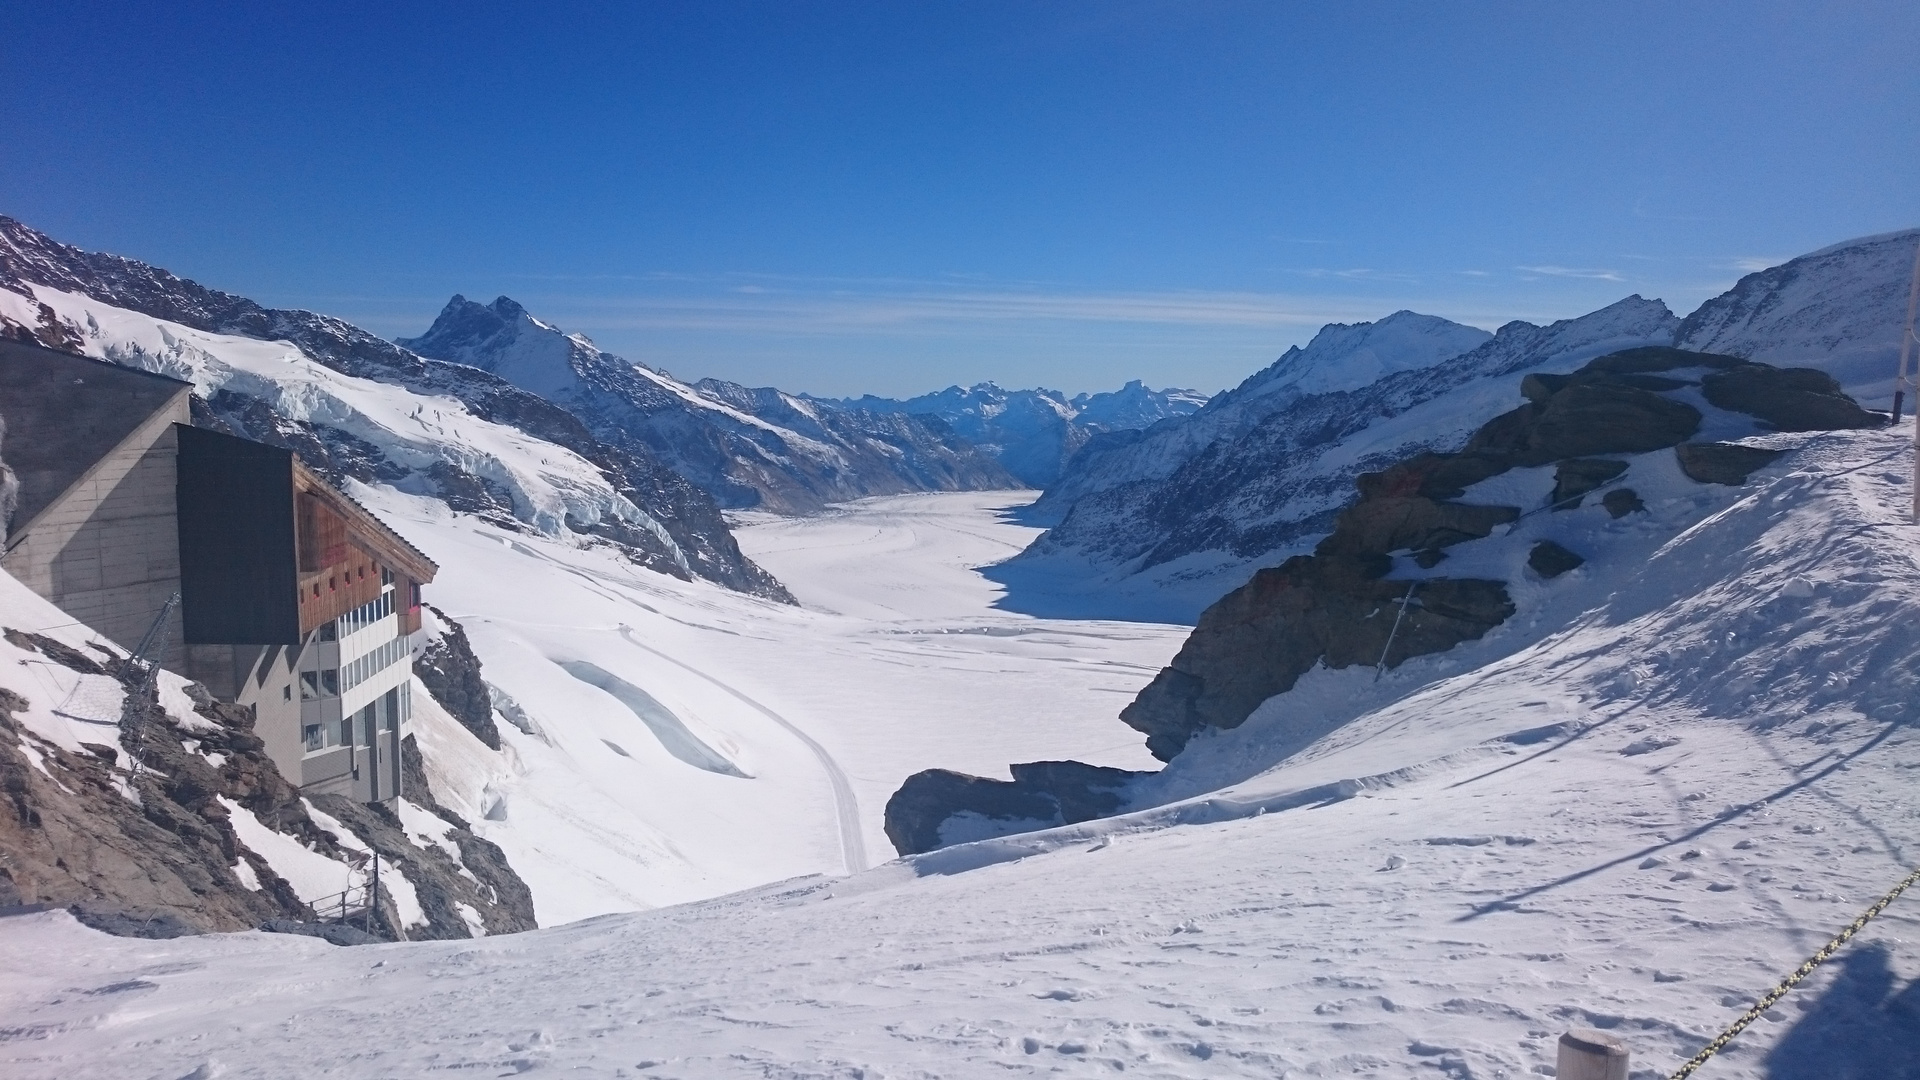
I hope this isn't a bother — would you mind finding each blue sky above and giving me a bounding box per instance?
[4,1,1916,397]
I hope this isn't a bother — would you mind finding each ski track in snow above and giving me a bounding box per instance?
[616,623,870,874]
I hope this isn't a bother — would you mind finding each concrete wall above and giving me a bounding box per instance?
[187,642,304,783]
[0,398,189,668]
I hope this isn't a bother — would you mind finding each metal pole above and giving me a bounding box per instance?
[1902,237,1920,520]
[1374,581,1419,682]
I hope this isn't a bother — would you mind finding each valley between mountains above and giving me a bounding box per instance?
[2,219,1919,1078]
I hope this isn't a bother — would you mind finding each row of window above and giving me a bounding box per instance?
[314,585,396,643]
[302,684,411,753]
[343,635,411,694]
[298,627,412,703]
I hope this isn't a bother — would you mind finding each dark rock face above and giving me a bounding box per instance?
[1552,459,1629,510]
[1701,364,1882,431]
[1676,442,1787,485]
[0,217,789,602]
[1467,378,1701,465]
[414,608,500,750]
[1527,541,1585,578]
[1120,556,1513,760]
[1112,345,1856,763]
[1602,488,1646,518]
[884,761,1148,856]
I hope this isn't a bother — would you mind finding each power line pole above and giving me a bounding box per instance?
[1903,237,1920,521]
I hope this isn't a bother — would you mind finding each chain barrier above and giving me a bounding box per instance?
[1667,862,1920,1079]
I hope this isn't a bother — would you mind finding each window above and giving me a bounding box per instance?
[303,724,323,752]
[382,566,394,587]
[300,672,319,701]
[339,718,354,747]
[282,685,292,702]
[318,622,337,642]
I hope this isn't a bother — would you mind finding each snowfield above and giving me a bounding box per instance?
[356,487,1178,923]
[6,431,1920,1078]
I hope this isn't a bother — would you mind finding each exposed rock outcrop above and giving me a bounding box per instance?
[1602,488,1646,518]
[1115,347,1849,762]
[414,608,500,750]
[1528,541,1585,578]
[1120,558,1514,760]
[1676,442,1788,486]
[884,761,1149,856]
[1699,364,1882,431]
[1,623,535,941]
[0,640,345,935]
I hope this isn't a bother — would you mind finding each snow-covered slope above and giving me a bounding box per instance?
[7,428,1919,1079]
[826,379,1209,488]
[1014,299,1678,617]
[0,217,784,599]
[1020,230,1920,620]
[1032,311,1493,519]
[401,295,1017,514]
[1677,227,1920,408]
[325,486,1178,924]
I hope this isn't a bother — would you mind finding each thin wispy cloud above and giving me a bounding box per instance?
[1515,265,1625,282]
[551,285,1399,336]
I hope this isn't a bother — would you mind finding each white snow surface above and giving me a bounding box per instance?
[347,486,1179,925]
[6,431,1920,1078]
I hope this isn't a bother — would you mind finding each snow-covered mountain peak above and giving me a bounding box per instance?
[1230,309,1493,405]
[398,293,591,402]
[1677,228,1920,406]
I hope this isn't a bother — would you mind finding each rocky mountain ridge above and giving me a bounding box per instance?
[0,216,788,601]
[401,295,1017,514]
[1019,231,1920,617]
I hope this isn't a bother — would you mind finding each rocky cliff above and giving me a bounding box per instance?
[401,295,1018,513]
[0,588,535,940]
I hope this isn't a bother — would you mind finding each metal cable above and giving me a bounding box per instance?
[1667,863,1920,1079]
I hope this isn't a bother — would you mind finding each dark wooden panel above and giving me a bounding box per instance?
[175,425,300,644]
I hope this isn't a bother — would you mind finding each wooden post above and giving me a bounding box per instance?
[1557,1029,1629,1080]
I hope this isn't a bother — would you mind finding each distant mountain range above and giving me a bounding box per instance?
[821,380,1208,488]
[1013,228,1920,618]
[401,296,1019,514]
